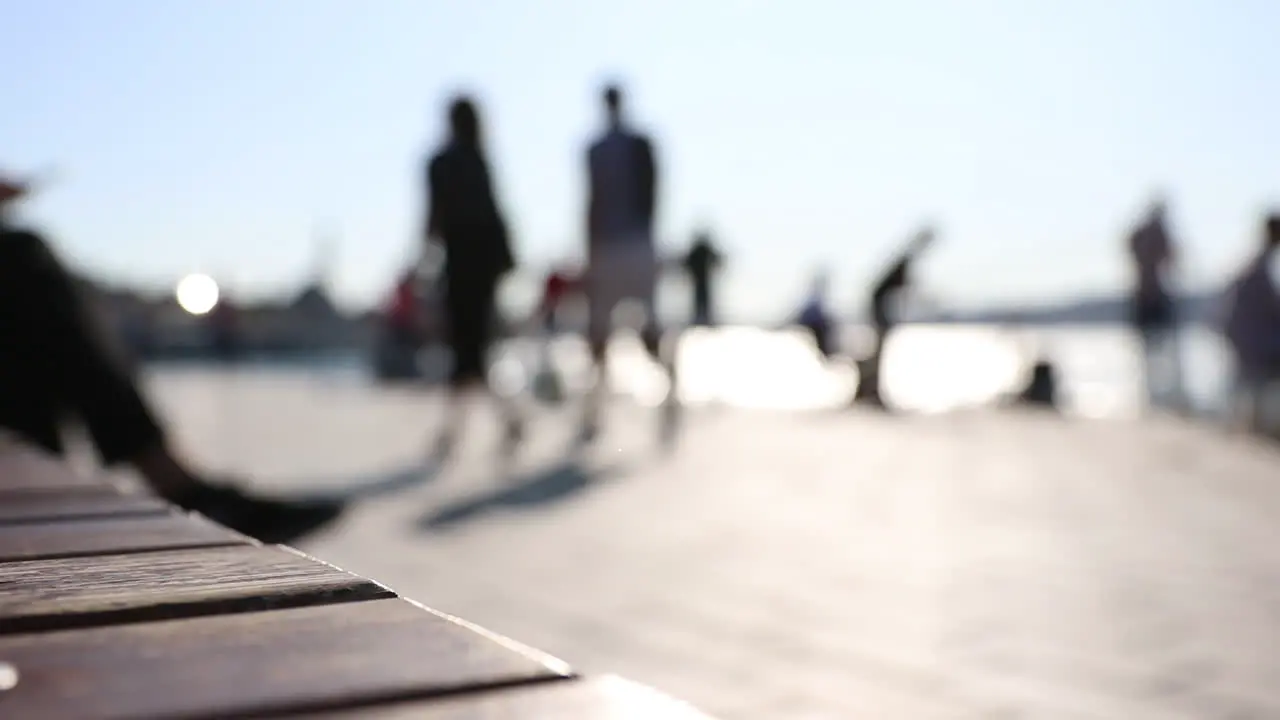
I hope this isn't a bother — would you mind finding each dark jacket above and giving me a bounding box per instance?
[426,141,514,278]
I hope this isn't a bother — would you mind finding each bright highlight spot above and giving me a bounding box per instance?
[175,274,220,315]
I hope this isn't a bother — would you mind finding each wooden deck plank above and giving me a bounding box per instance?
[0,545,393,634]
[0,441,108,492]
[0,598,570,720]
[0,488,168,525]
[302,676,714,718]
[0,512,247,563]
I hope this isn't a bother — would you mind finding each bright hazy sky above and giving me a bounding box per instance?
[3,0,1277,319]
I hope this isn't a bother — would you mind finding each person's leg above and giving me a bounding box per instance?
[858,319,890,406]
[544,306,558,336]
[1137,325,1160,408]
[1135,298,1182,410]
[1231,363,1262,433]
[637,250,663,363]
[635,247,681,443]
[1144,319,1184,411]
[582,253,619,440]
[1130,296,1159,409]
[437,273,520,456]
[1162,319,1190,412]
[692,281,713,328]
[437,274,482,453]
[473,277,523,449]
[0,230,342,543]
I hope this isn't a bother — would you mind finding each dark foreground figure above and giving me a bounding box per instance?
[0,180,343,544]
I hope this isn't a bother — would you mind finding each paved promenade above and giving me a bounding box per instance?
[137,366,1280,719]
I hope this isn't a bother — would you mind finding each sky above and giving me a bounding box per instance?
[2,0,1278,320]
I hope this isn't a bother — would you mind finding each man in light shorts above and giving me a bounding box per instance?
[581,83,671,440]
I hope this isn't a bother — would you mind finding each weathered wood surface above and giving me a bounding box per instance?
[0,545,392,634]
[0,438,109,492]
[0,512,246,563]
[0,439,712,719]
[0,598,570,720]
[303,676,714,719]
[0,488,168,525]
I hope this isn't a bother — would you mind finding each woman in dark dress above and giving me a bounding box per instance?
[425,96,521,453]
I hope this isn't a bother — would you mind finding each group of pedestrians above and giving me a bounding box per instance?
[1125,200,1280,427]
[782,199,1278,419]
[422,83,681,453]
[0,94,1273,560]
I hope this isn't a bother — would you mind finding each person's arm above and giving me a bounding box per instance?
[681,248,696,273]
[585,147,598,250]
[637,137,658,233]
[0,230,168,470]
[905,228,934,258]
[425,157,443,245]
[480,159,516,275]
[1161,232,1177,279]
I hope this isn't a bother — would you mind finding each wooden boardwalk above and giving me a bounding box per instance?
[0,436,713,718]
[135,369,1280,719]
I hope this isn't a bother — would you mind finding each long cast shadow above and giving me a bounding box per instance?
[416,457,627,533]
[289,459,445,502]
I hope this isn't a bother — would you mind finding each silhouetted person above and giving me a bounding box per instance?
[1127,199,1187,410]
[797,271,834,358]
[0,175,342,543]
[683,231,723,327]
[1017,360,1060,408]
[386,268,422,347]
[580,82,673,442]
[374,268,424,381]
[871,228,933,339]
[535,264,580,336]
[1221,213,1280,431]
[523,265,580,408]
[856,228,935,405]
[424,96,521,454]
[208,295,242,363]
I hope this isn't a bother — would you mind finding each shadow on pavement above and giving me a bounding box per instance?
[415,457,627,532]
[290,459,445,502]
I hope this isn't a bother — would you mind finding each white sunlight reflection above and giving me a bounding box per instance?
[627,327,857,411]
[880,326,1025,413]
[499,323,1222,418]
[175,274,219,315]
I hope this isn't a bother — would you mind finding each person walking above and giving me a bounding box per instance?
[423,96,522,455]
[579,83,676,443]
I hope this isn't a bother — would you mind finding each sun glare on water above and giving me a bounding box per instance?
[175,274,220,315]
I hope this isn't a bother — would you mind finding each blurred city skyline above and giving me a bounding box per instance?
[3,0,1278,318]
